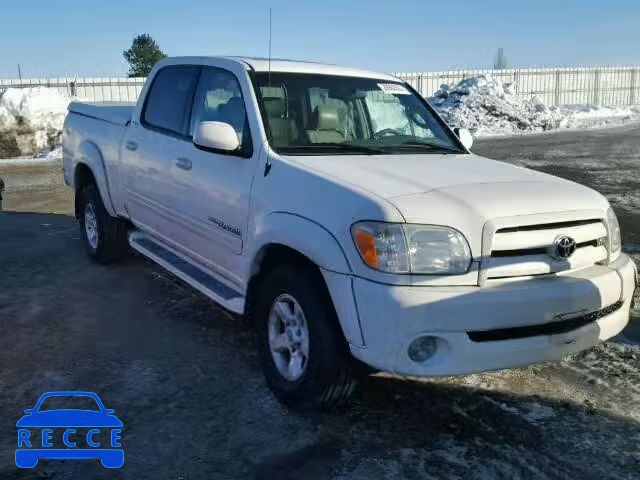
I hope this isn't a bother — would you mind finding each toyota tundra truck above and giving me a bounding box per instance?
[62,56,638,408]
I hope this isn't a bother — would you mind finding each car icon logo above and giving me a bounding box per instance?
[15,391,123,468]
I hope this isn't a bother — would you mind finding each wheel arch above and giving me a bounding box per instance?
[245,213,362,345]
[73,141,116,217]
[247,212,352,277]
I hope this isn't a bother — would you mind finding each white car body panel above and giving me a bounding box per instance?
[68,102,134,126]
[284,153,566,199]
[349,254,636,375]
[62,56,638,377]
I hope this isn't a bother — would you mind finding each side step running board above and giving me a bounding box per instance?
[129,231,244,313]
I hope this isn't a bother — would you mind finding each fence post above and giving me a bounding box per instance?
[554,70,561,106]
[630,69,637,106]
[593,69,601,106]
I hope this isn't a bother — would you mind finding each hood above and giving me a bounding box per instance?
[286,153,567,199]
[392,180,609,223]
[390,180,609,257]
[286,152,609,257]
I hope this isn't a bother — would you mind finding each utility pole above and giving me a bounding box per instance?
[494,48,507,70]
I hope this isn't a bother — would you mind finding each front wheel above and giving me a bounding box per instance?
[254,264,359,409]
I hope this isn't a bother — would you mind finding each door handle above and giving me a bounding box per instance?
[175,157,192,171]
[125,141,138,151]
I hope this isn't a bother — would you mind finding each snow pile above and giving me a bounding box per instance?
[557,104,640,130]
[429,75,640,137]
[0,87,70,157]
[0,87,69,131]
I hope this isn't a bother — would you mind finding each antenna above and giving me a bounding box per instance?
[268,8,272,86]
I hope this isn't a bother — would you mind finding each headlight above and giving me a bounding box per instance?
[607,207,622,261]
[351,221,471,274]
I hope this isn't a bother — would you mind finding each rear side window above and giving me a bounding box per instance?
[142,66,199,136]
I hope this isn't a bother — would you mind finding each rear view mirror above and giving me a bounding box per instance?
[193,121,240,153]
[454,127,474,150]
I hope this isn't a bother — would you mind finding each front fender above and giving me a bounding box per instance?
[75,141,116,217]
[248,212,365,345]
[250,212,353,275]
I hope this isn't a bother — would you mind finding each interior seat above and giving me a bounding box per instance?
[263,97,298,147]
[305,106,344,143]
[218,97,246,138]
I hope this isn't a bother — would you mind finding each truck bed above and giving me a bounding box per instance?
[68,102,135,126]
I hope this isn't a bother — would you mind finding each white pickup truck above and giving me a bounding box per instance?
[63,56,637,408]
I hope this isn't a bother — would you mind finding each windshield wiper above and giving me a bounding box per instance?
[280,143,387,155]
[396,140,462,153]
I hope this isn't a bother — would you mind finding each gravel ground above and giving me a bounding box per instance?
[0,127,639,479]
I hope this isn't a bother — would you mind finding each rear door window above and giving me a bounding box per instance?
[142,66,199,136]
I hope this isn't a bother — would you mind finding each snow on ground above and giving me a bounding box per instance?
[429,75,640,137]
[34,144,63,161]
[0,87,70,158]
[0,146,63,165]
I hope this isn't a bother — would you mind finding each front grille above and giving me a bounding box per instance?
[490,239,600,258]
[467,300,624,342]
[485,218,608,280]
[496,219,599,233]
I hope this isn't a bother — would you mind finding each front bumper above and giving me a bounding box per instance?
[344,254,637,376]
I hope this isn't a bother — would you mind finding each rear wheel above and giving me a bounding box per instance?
[254,263,358,409]
[78,185,129,263]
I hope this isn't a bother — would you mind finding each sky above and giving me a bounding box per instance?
[1,0,640,78]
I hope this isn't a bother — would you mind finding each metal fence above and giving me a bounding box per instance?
[1,66,640,107]
[396,66,640,107]
[0,77,146,102]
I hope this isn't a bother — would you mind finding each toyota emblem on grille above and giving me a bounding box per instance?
[551,235,577,260]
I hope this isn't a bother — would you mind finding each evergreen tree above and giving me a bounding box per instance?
[123,34,167,77]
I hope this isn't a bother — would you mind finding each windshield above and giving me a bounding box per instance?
[253,72,464,155]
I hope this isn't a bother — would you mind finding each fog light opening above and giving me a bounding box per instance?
[408,336,439,363]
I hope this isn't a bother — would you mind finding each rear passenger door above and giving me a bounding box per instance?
[121,65,199,243]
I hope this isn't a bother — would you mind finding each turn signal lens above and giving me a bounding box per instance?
[351,222,410,273]
[353,228,378,268]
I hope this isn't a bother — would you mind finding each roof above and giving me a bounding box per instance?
[233,56,398,81]
[159,56,398,81]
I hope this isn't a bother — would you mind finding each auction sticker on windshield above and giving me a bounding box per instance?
[378,83,411,95]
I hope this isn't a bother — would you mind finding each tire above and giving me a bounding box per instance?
[78,184,129,264]
[254,263,358,409]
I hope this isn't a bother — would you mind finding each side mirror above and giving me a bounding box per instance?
[454,127,474,150]
[105,409,115,414]
[24,409,34,414]
[193,121,240,153]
